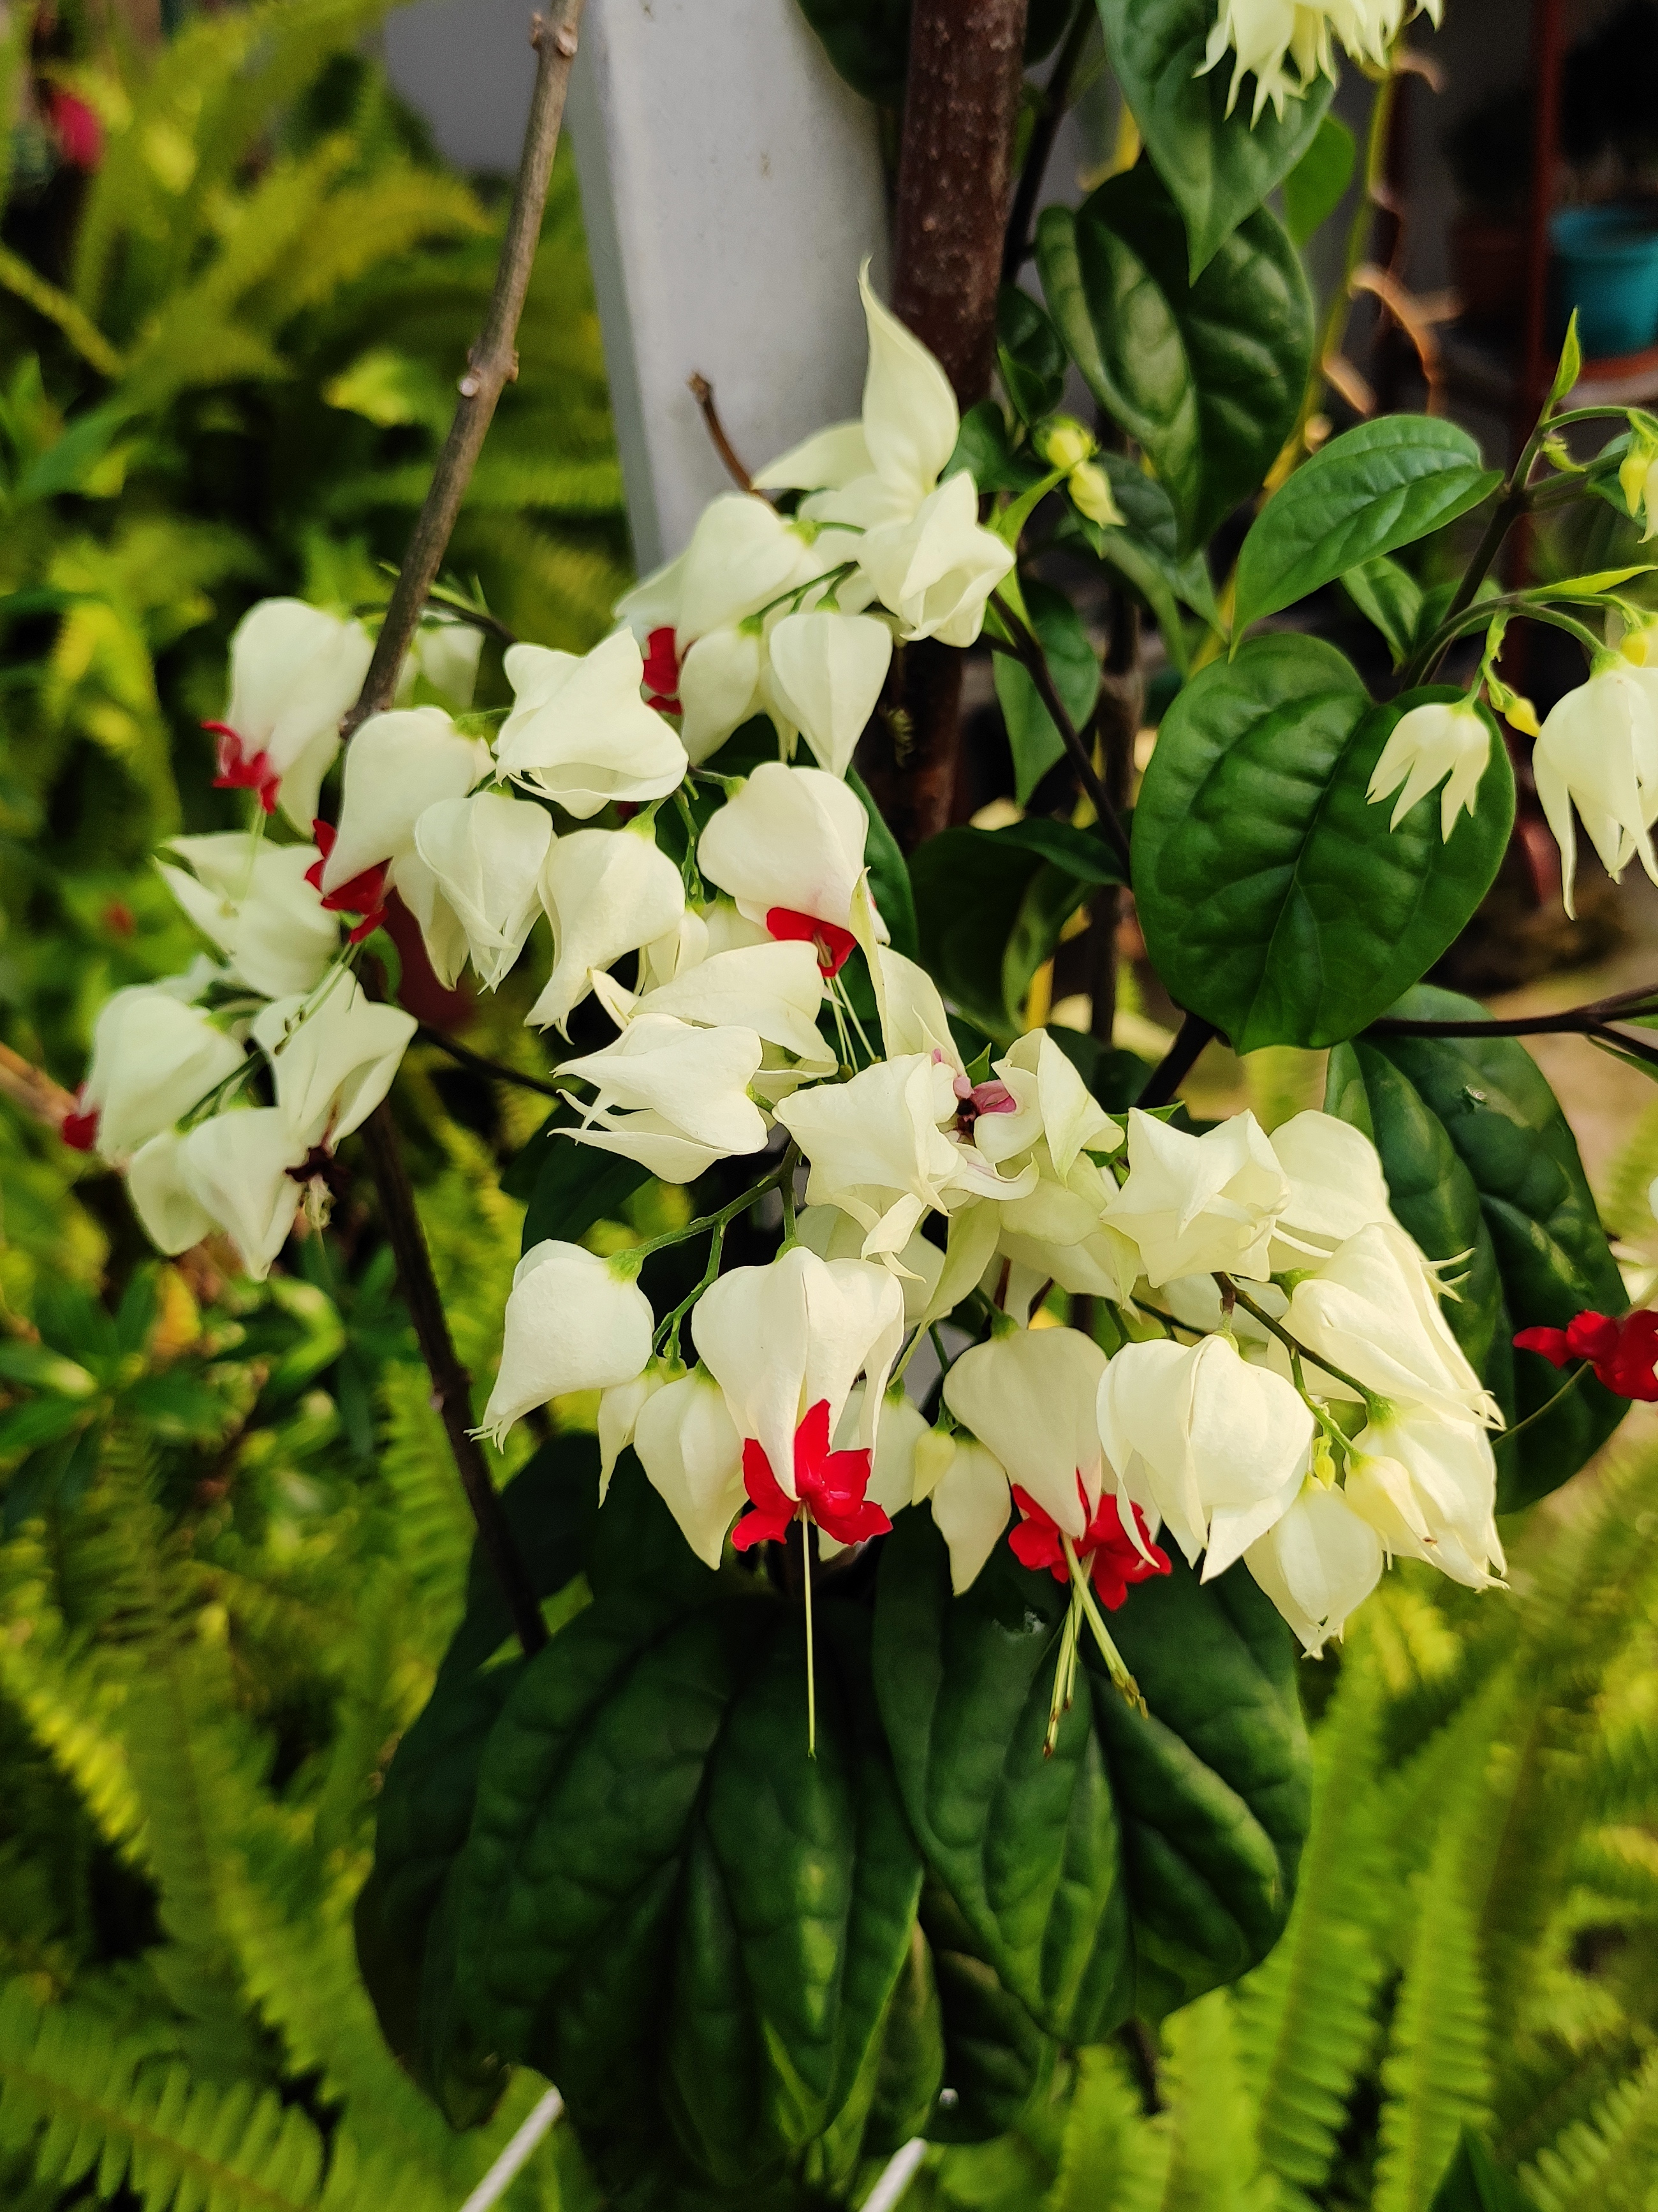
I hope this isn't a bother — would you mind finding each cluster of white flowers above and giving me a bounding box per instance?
[77,260,1502,1685]
[1201,0,1442,122]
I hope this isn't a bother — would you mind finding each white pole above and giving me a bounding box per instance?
[457,2086,565,2212]
[862,2137,929,2212]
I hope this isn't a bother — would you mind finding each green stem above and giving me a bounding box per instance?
[802,1521,818,1759]
[1493,1356,1594,1447]
[1221,1277,1379,1412]
[632,1149,793,1266]
[1062,1535,1145,1715]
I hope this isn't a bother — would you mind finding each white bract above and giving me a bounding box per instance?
[406,788,552,991]
[131,1108,308,1281]
[858,471,1016,648]
[632,1366,746,1568]
[480,1241,657,1449]
[1367,696,1492,841]
[605,939,835,1097]
[558,1014,768,1183]
[1284,1221,1502,1426]
[766,610,893,777]
[693,1246,904,1521]
[79,985,244,1163]
[251,979,416,1149]
[698,760,872,941]
[211,598,373,830]
[1097,1333,1313,1577]
[528,826,687,1033]
[598,1357,681,1501]
[1532,659,1658,918]
[1101,1109,1289,1287]
[1201,0,1441,123]
[1345,1409,1504,1589]
[679,624,765,764]
[943,1323,1108,1537]
[158,833,339,1001]
[319,707,491,899]
[1244,1478,1386,1657]
[925,1433,1013,1595]
[1268,1110,1395,1267]
[495,629,687,817]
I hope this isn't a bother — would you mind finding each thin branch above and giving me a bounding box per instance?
[1001,0,1094,284]
[989,591,1133,871]
[1136,1014,1217,1109]
[420,1025,564,1099]
[1367,981,1658,1042]
[342,4,586,739]
[346,4,586,1656]
[362,1101,548,1656]
[687,374,755,492]
[0,1040,77,1132]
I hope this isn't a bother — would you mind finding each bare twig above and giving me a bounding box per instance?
[989,591,1133,871]
[687,374,755,492]
[346,4,587,1656]
[1366,981,1658,1042]
[420,1026,564,1099]
[1136,1014,1218,1110]
[0,1041,77,1132]
[342,4,586,739]
[363,1102,548,1656]
[1002,0,1093,284]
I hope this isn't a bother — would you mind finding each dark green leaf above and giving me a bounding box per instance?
[1353,986,1629,1510]
[1282,112,1356,245]
[1038,172,1312,549]
[793,0,909,105]
[1326,1042,1503,1380]
[950,399,1048,496]
[1054,454,1222,660]
[921,1886,1056,2144]
[444,1428,603,1679]
[1428,2129,1543,2212]
[1131,640,1515,1051]
[519,1126,652,1258]
[1233,417,1501,635]
[120,1369,230,1441]
[912,823,1124,1045]
[874,1514,1308,2042]
[997,287,1069,426]
[992,580,1101,804]
[851,763,919,961]
[1095,0,1334,276]
[862,1927,946,2157]
[1341,553,1426,668]
[0,1396,93,1455]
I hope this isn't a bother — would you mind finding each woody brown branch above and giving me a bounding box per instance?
[859,0,1031,856]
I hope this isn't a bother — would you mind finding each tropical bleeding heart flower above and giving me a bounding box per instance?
[1367,695,1493,842]
[1101,1108,1289,1288]
[942,1322,1108,1537]
[632,1366,747,1566]
[1532,659,1658,919]
[1286,1221,1502,1426]
[75,984,244,1163]
[528,825,686,1034]
[319,707,491,903]
[731,1397,890,1551]
[555,1013,768,1183]
[857,471,1015,649]
[305,821,388,942]
[765,610,893,777]
[1515,1309,1658,1400]
[698,760,874,954]
[495,629,687,816]
[205,599,372,830]
[1345,1410,1504,1589]
[406,787,553,991]
[1244,1478,1385,1658]
[1008,1478,1171,1611]
[158,833,339,1000]
[250,978,416,1151]
[480,1240,657,1449]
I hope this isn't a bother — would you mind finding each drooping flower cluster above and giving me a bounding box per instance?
[75,262,1505,1691]
[1201,0,1443,122]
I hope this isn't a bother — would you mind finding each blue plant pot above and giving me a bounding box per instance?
[1552,205,1658,360]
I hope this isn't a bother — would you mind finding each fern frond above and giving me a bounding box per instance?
[1584,1716,1658,1827]
[377,1362,477,1660]
[1235,1658,1391,2191]
[1372,1809,1492,2212]
[1597,1095,1658,1242]
[1159,1993,1277,2212]
[1519,2047,1658,2212]
[258,170,488,323]
[1045,2046,1170,2212]
[0,243,123,377]
[0,1978,323,2211]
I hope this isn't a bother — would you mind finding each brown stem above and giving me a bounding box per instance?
[861,0,1030,855]
[1089,596,1141,1044]
[363,1101,548,1655]
[990,592,1132,869]
[688,374,755,492]
[342,4,586,738]
[346,6,585,1653]
[1138,1014,1217,1109]
[1366,980,1658,1041]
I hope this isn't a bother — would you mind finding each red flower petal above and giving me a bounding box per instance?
[60,1098,99,1152]
[766,907,858,978]
[205,723,279,813]
[1566,1311,1622,1364]
[643,627,682,702]
[1514,1325,1573,1369]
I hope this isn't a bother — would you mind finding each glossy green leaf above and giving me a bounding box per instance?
[1131,638,1515,1052]
[851,763,920,961]
[921,1887,1057,2144]
[874,1514,1309,2043]
[1282,112,1356,245]
[862,1926,946,2158]
[1351,986,1629,1510]
[1342,553,1426,668]
[1055,452,1223,660]
[1038,172,1312,549]
[1233,417,1500,635]
[517,1125,650,1257]
[912,822,1125,1044]
[992,579,1101,804]
[423,1465,921,2188]
[793,0,909,104]
[1326,1042,1503,1378]
[951,399,1048,497]
[1095,0,1335,276]
[997,286,1068,427]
